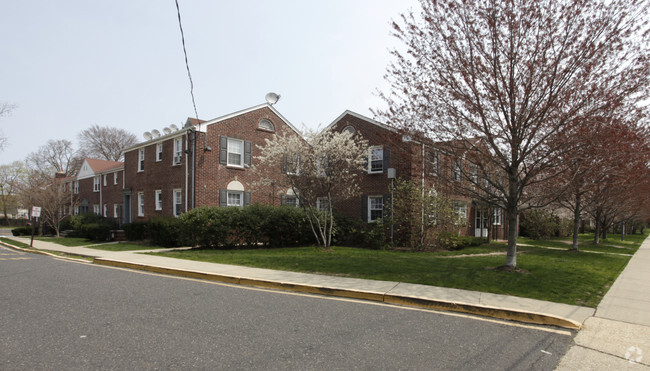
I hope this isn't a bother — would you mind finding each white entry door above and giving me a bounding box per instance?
[475,208,488,237]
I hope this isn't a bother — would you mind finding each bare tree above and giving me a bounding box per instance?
[376,0,650,268]
[0,102,17,152]
[256,130,368,250]
[26,139,82,177]
[0,161,26,223]
[77,125,138,161]
[17,170,75,237]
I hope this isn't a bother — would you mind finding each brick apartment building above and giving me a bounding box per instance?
[62,103,506,239]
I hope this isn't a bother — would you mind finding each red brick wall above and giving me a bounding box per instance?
[193,106,297,208]
[124,135,187,221]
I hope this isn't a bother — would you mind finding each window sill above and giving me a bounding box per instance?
[367,171,383,175]
[226,165,245,171]
[256,128,275,134]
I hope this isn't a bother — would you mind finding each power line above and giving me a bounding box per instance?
[174,0,199,121]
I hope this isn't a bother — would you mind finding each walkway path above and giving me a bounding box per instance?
[556,235,650,369]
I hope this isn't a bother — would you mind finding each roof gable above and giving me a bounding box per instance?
[77,158,123,180]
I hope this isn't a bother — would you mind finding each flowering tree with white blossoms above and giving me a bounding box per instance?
[256,130,368,250]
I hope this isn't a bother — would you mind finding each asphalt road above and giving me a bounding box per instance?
[0,246,574,370]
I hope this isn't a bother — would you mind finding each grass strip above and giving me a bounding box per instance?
[150,244,631,307]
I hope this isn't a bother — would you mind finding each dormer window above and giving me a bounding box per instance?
[258,119,274,132]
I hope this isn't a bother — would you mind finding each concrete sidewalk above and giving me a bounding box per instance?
[0,234,595,330]
[556,236,650,370]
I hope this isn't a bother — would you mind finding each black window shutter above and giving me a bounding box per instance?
[361,195,368,222]
[244,141,252,167]
[244,191,251,206]
[383,146,391,173]
[219,136,228,165]
[219,189,227,207]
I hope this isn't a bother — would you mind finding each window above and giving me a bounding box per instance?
[452,161,462,181]
[138,149,145,171]
[74,181,79,194]
[282,195,299,207]
[227,191,242,207]
[452,201,467,222]
[369,146,383,173]
[155,190,162,211]
[283,153,300,175]
[74,206,79,215]
[113,204,119,218]
[469,163,478,183]
[493,209,502,225]
[343,125,356,135]
[368,196,384,222]
[220,136,251,168]
[173,137,183,165]
[258,119,274,131]
[174,189,182,216]
[156,143,163,162]
[316,156,328,177]
[93,205,100,215]
[316,197,329,211]
[114,172,118,185]
[103,175,107,187]
[428,151,440,175]
[103,204,107,217]
[138,192,144,216]
[227,138,243,167]
[93,176,100,192]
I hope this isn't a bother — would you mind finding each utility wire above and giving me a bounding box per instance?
[174,0,199,121]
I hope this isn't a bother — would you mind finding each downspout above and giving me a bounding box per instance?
[185,132,189,213]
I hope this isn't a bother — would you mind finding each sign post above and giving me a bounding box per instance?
[30,206,41,248]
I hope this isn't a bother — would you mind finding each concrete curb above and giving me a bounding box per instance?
[94,258,582,330]
[0,241,94,263]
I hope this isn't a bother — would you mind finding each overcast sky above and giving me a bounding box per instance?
[0,0,419,165]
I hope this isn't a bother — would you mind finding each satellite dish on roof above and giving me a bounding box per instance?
[151,129,161,138]
[169,124,179,131]
[265,92,281,105]
[143,131,153,140]
[163,127,172,135]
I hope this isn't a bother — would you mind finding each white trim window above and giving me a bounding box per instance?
[258,118,274,131]
[155,190,162,211]
[93,204,100,215]
[138,149,145,172]
[227,191,243,207]
[174,189,182,216]
[103,204,107,217]
[113,172,118,185]
[368,196,384,222]
[227,138,244,167]
[452,201,468,223]
[93,176,100,192]
[156,143,163,162]
[137,192,144,217]
[103,175,107,187]
[113,203,119,218]
[173,137,183,165]
[74,181,79,194]
[369,146,383,173]
[493,209,502,225]
[316,197,329,211]
[283,195,299,207]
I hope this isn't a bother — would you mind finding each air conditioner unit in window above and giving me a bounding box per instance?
[174,155,182,164]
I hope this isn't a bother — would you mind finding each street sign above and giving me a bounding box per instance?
[31,206,41,218]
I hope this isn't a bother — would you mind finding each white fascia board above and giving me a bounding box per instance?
[123,131,191,154]
[202,103,302,137]
[323,110,400,134]
[76,159,96,180]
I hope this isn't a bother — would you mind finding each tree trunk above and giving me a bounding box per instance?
[571,192,580,251]
[594,208,601,245]
[506,204,518,268]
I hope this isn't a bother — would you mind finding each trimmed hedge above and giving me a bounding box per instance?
[11,226,33,236]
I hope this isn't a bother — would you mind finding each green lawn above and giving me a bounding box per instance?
[518,232,644,255]
[0,237,30,248]
[35,237,92,247]
[150,240,637,307]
